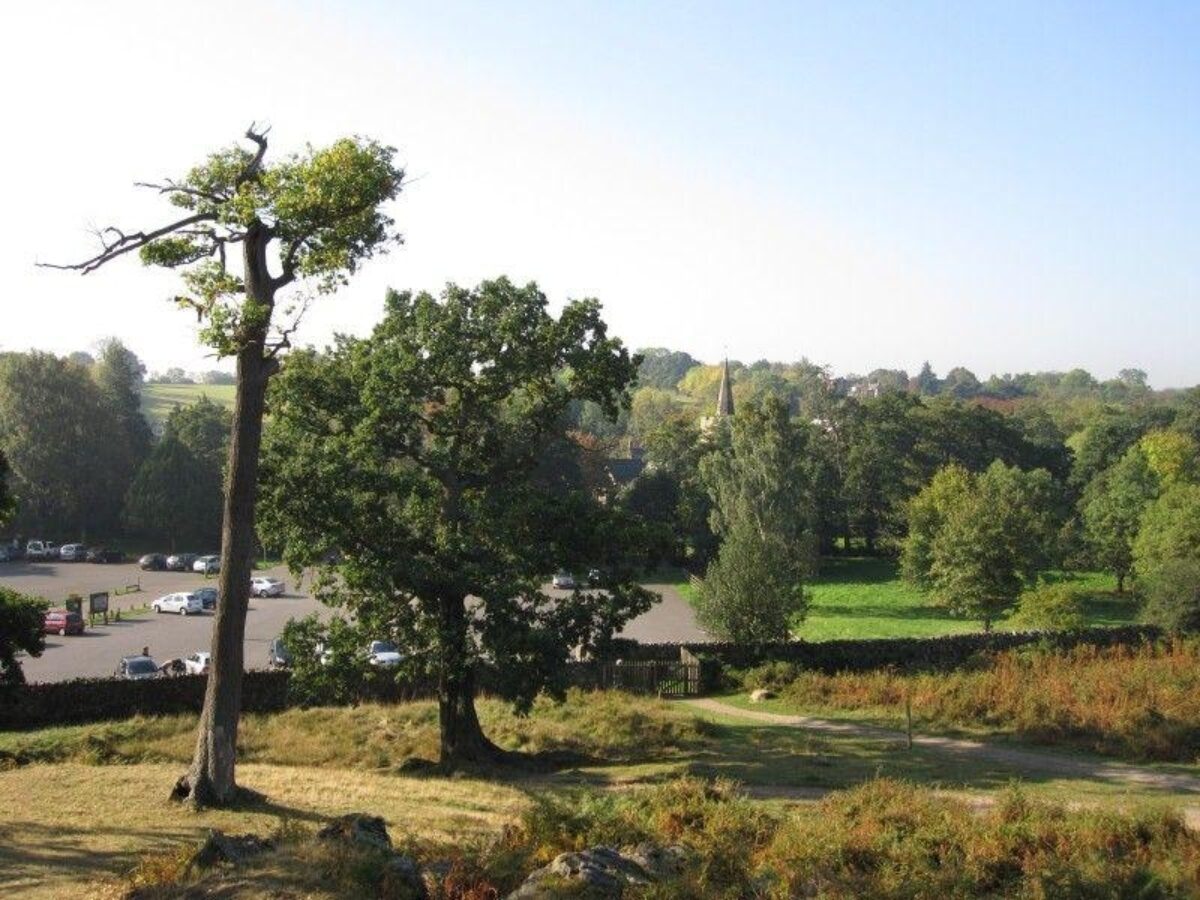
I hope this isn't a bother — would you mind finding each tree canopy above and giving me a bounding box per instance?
[260,278,655,766]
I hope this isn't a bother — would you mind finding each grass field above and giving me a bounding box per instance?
[140,383,236,427]
[677,556,1138,640]
[2,692,1199,897]
[800,557,1135,640]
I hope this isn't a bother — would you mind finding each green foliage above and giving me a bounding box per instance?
[696,397,816,642]
[904,461,1060,628]
[1080,444,1158,590]
[1133,482,1200,576]
[1141,559,1200,633]
[900,464,972,587]
[0,449,13,527]
[1011,583,1088,631]
[0,588,47,689]
[92,337,152,472]
[0,351,132,537]
[1139,429,1200,487]
[260,278,654,746]
[635,347,700,390]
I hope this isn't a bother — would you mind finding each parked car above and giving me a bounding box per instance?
[193,587,219,610]
[0,546,13,563]
[193,554,220,574]
[152,591,203,615]
[166,553,198,572]
[267,637,292,669]
[586,568,603,587]
[116,655,159,680]
[184,652,212,675]
[250,576,285,597]
[139,553,167,571]
[551,571,576,590]
[42,609,84,636]
[87,547,125,564]
[26,541,58,561]
[366,640,403,667]
[59,543,88,562]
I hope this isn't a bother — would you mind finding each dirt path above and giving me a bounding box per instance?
[686,698,1200,797]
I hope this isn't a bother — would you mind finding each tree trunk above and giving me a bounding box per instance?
[436,594,503,767]
[1117,572,1126,594]
[174,226,274,807]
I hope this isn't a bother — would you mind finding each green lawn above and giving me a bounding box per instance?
[798,557,1137,640]
[140,382,235,427]
[675,556,1139,641]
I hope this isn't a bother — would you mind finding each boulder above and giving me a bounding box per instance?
[383,853,428,899]
[191,829,274,868]
[507,844,688,898]
[317,813,393,853]
[749,688,776,702]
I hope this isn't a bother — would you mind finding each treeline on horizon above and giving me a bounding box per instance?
[1,341,1198,577]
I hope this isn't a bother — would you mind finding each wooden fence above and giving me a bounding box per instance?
[569,659,701,697]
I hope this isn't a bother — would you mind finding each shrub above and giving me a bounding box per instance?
[1010,583,1087,631]
[1142,559,1200,633]
[738,639,1200,762]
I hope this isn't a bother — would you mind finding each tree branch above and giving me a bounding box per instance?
[236,123,270,187]
[37,212,216,274]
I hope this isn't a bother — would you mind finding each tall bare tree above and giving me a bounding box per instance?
[43,126,404,805]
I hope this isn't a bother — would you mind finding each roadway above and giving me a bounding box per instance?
[2,560,708,682]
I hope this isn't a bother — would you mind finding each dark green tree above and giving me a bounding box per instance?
[1141,559,1200,633]
[1080,446,1158,592]
[0,588,46,691]
[93,337,153,467]
[696,397,817,642]
[46,127,404,806]
[636,347,700,390]
[906,461,1059,630]
[259,279,654,767]
[0,352,127,538]
[0,449,13,528]
[912,361,940,396]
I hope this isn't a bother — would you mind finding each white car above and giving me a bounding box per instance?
[152,591,203,615]
[551,571,576,590]
[250,577,285,597]
[193,555,220,573]
[367,640,403,667]
[59,543,87,561]
[184,651,211,675]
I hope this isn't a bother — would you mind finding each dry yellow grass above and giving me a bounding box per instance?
[0,763,527,899]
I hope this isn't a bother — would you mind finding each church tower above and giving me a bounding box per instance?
[715,357,734,418]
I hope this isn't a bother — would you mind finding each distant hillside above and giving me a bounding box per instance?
[141,383,236,428]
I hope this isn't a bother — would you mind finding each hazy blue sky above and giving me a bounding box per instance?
[3,1,1197,384]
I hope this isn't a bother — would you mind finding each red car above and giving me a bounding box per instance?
[43,610,84,636]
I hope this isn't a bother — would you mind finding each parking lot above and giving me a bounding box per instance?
[1,560,707,682]
[1,560,325,682]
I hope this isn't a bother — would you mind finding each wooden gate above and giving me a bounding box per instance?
[570,660,701,697]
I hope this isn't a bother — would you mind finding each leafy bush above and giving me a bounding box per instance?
[1010,583,1088,631]
[0,587,46,689]
[739,639,1200,761]
[1142,558,1200,633]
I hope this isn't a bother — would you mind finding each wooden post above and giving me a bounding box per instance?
[905,695,913,750]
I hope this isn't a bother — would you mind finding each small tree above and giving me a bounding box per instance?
[259,279,655,767]
[907,461,1058,630]
[1080,446,1158,592]
[1133,483,1200,577]
[0,588,46,691]
[1010,583,1087,631]
[45,127,404,806]
[1141,559,1200,633]
[696,397,816,642]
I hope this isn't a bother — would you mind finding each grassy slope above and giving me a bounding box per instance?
[3,691,1198,896]
[140,383,236,428]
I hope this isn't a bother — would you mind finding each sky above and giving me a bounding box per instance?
[1,1,1197,385]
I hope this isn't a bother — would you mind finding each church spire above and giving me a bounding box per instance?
[716,358,734,417]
